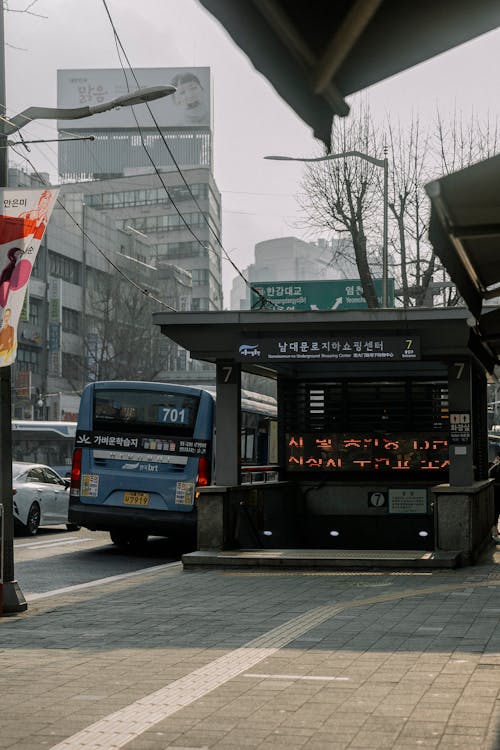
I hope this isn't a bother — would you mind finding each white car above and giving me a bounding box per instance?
[12,462,79,536]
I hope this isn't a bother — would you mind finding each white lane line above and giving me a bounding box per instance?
[49,602,344,750]
[244,673,350,681]
[15,537,93,550]
[26,562,181,601]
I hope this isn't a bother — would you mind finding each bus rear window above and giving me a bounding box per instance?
[93,389,200,435]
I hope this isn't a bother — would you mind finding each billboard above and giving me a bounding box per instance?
[251,278,395,310]
[57,67,211,129]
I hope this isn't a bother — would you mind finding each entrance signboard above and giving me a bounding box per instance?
[237,335,420,362]
[251,278,395,310]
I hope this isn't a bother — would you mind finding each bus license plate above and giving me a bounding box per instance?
[123,491,149,506]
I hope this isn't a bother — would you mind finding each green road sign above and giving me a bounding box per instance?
[251,278,395,310]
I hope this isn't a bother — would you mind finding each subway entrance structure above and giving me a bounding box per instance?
[153,307,495,569]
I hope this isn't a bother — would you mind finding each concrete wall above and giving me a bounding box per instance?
[197,479,495,566]
[432,480,494,565]
[197,482,300,550]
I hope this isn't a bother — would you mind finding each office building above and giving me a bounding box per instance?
[230,236,344,310]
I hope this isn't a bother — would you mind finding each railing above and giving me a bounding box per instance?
[241,465,280,484]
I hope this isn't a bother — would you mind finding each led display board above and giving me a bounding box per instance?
[286,432,449,472]
[57,67,211,129]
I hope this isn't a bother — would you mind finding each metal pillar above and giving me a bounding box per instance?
[0,4,26,613]
[448,359,475,486]
[215,361,241,486]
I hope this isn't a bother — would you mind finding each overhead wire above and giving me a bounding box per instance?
[100,0,275,310]
[3,6,274,311]
[10,145,178,311]
[1,105,180,310]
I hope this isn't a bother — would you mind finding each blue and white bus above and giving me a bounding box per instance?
[68,381,277,548]
[12,420,77,476]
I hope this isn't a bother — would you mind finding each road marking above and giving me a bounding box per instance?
[15,537,93,550]
[48,602,346,750]
[45,576,500,750]
[26,562,181,601]
[244,673,350,681]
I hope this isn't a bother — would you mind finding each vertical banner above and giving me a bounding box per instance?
[48,276,62,377]
[0,188,59,367]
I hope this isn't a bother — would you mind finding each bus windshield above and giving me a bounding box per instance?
[93,388,200,436]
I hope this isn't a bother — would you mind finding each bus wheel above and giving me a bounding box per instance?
[110,531,148,549]
[24,502,41,536]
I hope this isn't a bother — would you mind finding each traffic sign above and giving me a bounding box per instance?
[251,278,394,310]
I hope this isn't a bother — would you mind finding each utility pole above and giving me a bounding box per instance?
[0,38,174,613]
[0,3,27,613]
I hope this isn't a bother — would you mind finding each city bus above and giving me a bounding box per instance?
[68,381,277,548]
[12,420,77,476]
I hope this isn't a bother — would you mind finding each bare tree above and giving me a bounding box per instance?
[385,116,436,307]
[300,104,499,308]
[64,270,165,391]
[299,105,383,308]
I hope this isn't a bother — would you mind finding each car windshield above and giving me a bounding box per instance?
[12,463,29,479]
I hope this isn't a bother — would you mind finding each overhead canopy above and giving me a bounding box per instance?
[199,0,500,148]
[426,154,500,363]
[153,307,498,379]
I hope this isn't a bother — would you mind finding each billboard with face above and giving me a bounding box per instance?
[57,67,211,129]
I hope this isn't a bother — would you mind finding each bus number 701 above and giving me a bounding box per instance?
[160,407,186,424]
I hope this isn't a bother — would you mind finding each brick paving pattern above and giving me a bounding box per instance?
[1,549,500,749]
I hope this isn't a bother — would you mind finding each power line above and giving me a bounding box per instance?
[10,145,177,312]
[100,0,274,310]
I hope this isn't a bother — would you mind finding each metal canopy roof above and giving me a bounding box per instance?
[425,154,500,363]
[153,307,496,379]
[199,0,500,148]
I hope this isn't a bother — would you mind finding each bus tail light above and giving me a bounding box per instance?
[70,448,82,496]
[196,457,211,487]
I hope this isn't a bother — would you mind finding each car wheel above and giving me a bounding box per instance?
[110,531,148,549]
[24,502,41,536]
[66,523,81,532]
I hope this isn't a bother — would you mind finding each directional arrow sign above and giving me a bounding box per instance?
[251,279,394,311]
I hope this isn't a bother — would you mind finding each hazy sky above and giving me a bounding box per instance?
[5,1,500,303]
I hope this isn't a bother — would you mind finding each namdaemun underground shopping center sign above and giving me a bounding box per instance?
[236,335,420,362]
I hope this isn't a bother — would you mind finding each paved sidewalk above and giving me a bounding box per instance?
[2,546,500,750]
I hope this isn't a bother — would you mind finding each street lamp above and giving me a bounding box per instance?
[0,17,175,613]
[0,85,176,137]
[265,150,389,307]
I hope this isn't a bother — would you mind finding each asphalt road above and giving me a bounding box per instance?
[13,527,181,597]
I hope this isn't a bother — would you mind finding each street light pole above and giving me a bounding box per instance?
[265,150,389,307]
[0,1,23,614]
[0,31,175,611]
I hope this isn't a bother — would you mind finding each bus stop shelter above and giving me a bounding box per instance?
[154,307,496,569]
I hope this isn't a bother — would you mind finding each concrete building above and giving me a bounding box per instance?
[61,167,222,313]
[56,67,222,315]
[230,236,347,310]
[9,67,224,416]
[9,168,198,420]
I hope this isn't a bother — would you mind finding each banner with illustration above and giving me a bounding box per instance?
[0,188,59,367]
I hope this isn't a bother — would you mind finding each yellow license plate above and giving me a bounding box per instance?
[123,491,149,506]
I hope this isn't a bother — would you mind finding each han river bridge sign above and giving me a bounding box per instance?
[251,278,395,310]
